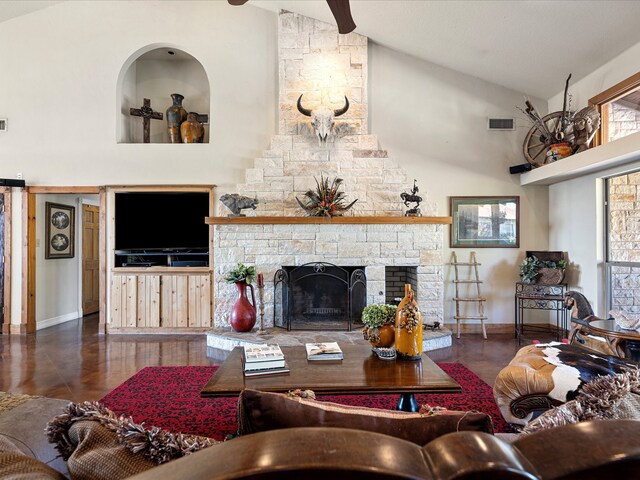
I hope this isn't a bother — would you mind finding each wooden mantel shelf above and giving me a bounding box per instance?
[206,215,452,225]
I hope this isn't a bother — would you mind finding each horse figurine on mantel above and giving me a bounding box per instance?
[400,179,422,217]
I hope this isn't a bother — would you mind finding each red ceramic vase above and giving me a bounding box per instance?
[230,281,256,332]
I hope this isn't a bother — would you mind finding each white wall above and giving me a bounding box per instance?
[1,1,553,329]
[547,40,640,316]
[0,1,277,328]
[0,1,277,187]
[369,44,550,325]
[548,41,640,111]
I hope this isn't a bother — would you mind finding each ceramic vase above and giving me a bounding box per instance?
[363,324,395,348]
[180,112,205,143]
[166,93,187,144]
[395,284,423,360]
[230,281,256,332]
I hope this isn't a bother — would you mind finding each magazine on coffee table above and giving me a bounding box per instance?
[305,342,343,361]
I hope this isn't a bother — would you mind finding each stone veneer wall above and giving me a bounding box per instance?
[213,12,444,328]
[214,224,443,327]
[608,101,640,143]
[608,172,640,311]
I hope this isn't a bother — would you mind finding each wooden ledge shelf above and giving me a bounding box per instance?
[206,216,452,225]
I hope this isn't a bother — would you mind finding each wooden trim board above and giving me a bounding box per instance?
[206,215,452,225]
[99,188,107,333]
[22,191,36,333]
[1,188,11,334]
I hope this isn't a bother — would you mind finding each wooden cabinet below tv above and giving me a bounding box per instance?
[109,272,212,333]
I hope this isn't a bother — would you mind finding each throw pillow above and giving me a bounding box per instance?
[46,401,219,480]
[237,388,494,445]
[522,369,640,434]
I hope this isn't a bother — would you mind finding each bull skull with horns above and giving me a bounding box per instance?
[297,94,350,145]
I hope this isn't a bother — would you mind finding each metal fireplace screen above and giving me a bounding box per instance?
[273,262,366,331]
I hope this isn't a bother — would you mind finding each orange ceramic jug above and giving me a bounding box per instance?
[395,284,423,360]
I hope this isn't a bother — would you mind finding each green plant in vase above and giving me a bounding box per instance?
[225,263,256,285]
[361,304,397,348]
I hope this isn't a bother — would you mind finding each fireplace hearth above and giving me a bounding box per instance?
[274,263,366,331]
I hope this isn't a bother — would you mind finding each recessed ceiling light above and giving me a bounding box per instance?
[167,50,175,56]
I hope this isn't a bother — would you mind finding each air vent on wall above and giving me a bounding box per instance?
[487,118,515,130]
[0,119,6,132]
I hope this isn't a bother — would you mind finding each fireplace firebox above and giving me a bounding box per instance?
[273,263,366,331]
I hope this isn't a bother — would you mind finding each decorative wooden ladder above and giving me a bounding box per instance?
[451,251,487,339]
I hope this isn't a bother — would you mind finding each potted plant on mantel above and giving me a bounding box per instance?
[362,304,397,348]
[225,263,257,332]
[519,255,567,284]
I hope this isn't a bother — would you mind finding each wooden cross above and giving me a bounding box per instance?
[129,98,163,143]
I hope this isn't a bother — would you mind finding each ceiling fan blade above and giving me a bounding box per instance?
[228,0,249,5]
[326,0,356,34]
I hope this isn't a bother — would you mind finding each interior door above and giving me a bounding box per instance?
[0,192,4,327]
[82,204,100,315]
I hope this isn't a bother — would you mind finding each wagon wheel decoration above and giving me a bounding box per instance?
[523,111,575,167]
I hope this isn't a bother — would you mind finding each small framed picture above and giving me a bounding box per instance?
[450,196,519,248]
[45,202,75,259]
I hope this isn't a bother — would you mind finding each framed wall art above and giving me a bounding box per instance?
[45,202,75,259]
[450,196,519,248]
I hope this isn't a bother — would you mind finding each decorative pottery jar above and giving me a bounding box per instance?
[180,112,205,143]
[363,324,395,348]
[395,284,423,360]
[230,281,256,332]
[547,142,573,162]
[166,93,187,143]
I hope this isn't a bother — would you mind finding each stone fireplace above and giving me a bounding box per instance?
[212,12,445,331]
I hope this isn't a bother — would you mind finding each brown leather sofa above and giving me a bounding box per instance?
[1,393,640,479]
[129,421,640,480]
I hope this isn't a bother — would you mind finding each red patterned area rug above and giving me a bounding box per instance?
[100,364,512,440]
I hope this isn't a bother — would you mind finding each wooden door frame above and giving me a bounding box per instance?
[81,203,100,316]
[1,187,11,334]
[22,186,107,334]
[589,71,640,147]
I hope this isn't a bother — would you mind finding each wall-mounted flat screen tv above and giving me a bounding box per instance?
[115,192,209,252]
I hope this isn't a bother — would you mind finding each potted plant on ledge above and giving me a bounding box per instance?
[362,304,397,348]
[225,263,257,332]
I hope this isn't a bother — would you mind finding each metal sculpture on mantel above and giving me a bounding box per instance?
[401,179,422,217]
[220,194,259,217]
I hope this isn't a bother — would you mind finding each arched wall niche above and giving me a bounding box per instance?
[117,44,211,144]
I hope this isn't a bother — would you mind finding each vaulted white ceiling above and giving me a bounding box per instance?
[3,0,640,100]
[249,0,640,99]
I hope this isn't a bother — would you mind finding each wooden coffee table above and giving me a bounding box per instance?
[200,344,461,412]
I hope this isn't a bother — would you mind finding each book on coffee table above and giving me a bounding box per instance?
[305,342,343,361]
[243,363,290,377]
[243,344,286,371]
